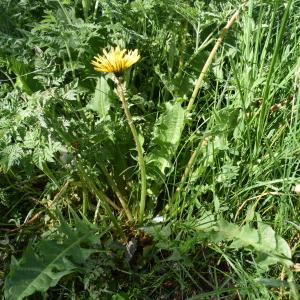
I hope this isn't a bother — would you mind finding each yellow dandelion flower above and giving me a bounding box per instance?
[91,46,140,74]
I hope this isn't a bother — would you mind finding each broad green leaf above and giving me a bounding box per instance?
[146,101,185,197]
[255,223,292,269]
[256,278,294,289]
[208,219,293,269]
[112,293,129,300]
[229,223,260,248]
[87,76,112,118]
[9,59,43,95]
[195,210,215,231]
[210,219,240,242]
[4,209,102,300]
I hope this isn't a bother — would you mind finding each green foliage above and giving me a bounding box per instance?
[146,214,293,271]
[1,0,300,298]
[4,209,102,300]
[146,101,185,198]
[87,76,114,119]
[210,219,293,270]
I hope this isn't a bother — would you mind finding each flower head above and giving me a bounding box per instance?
[91,46,140,74]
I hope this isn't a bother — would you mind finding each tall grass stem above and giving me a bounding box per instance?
[255,0,293,155]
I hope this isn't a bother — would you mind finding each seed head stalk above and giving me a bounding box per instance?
[172,5,244,207]
[113,76,147,223]
[186,7,242,113]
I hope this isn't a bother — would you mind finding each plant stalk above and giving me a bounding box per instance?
[98,162,133,222]
[186,7,242,113]
[114,76,147,223]
[172,6,243,204]
[255,0,293,155]
[76,159,122,233]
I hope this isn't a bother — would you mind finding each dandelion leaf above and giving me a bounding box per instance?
[87,76,112,118]
[207,219,293,269]
[146,101,185,198]
[4,209,100,300]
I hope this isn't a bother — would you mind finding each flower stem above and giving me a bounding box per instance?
[114,76,147,223]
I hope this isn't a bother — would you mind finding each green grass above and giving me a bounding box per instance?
[1,0,300,299]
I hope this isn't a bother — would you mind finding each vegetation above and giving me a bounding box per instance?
[1,0,299,299]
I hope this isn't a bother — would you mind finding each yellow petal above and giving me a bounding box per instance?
[91,46,140,73]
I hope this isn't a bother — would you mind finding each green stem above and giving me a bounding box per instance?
[186,7,242,112]
[255,0,293,155]
[82,0,89,21]
[82,187,89,216]
[93,0,99,20]
[0,69,14,87]
[174,21,188,83]
[171,6,244,210]
[76,159,122,233]
[41,162,59,188]
[114,76,147,223]
[98,162,133,222]
[56,0,72,25]
[172,146,201,205]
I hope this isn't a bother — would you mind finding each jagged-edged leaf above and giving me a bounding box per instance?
[87,76,112,118]
[0,144,24,171]
[32,139,65,170]
[146,101,185,197]
[254,222,292,269]
[209,219,293,269]
[4,209,103,300]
